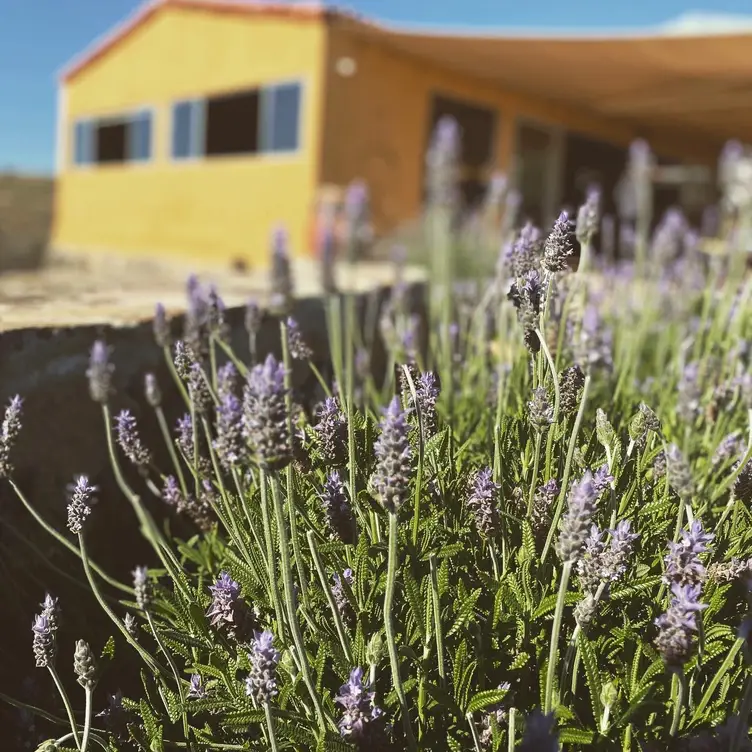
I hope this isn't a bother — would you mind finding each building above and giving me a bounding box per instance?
[53,0,752,266]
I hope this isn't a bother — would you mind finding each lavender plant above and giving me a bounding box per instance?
[4,134,752,752]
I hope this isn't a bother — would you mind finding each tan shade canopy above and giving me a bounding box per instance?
[347,19,752,144]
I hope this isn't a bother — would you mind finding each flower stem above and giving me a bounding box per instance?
[80,687,93,752]
[154,405,188,500]
[270,476,332,732]
[263,702,280,752]
[260,471,285,638]
[8,478,132,594]
[306,530,354,664]
[670,670,687,737]
[466,711,483,752]
[429,553,446,685]
[78,532,168,678]
[385,511,418,750]
[544,560,573,714]
[731,672,752,752]
[48,665,81,750]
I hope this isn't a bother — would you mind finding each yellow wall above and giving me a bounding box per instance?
[54,6,327,266]
[320,24,720,236]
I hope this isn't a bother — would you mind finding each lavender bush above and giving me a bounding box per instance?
[3,132,752,752]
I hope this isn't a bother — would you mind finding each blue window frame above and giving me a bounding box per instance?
[260,82,301,153]
[127,110,152,161]
[172,99,205,159]
[73,119,95,165]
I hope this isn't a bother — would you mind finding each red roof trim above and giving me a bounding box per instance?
[59,0,332,83]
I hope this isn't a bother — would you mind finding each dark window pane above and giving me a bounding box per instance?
[172,101,194,159]
[96,122,127,163]
[269,83,300,152]
[205,90,259,156]
[128,112,152,161]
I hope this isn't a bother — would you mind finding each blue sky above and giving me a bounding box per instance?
[1,0,750,174]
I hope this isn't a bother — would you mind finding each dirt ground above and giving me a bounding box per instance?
[0,249,425,331]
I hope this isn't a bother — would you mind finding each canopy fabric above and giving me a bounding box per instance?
[346,18,752,143]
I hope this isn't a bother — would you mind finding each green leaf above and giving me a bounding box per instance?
[578,632,604,724]
[509,652,530,671]
[447,588,481,637]
[101,635,116,661]
[466,688,510,714]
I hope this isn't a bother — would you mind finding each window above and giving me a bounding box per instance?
[172,100,205,159]
[261,83,301,152]
[71,111,153,166]
[128,111,152,161]
[170,81,302,160]
[205,90,260,156]
[73,120,95,165]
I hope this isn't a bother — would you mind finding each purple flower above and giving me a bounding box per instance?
[153,303,171,348]
[320,471,355,544]
[425,115,461,207]
[32,614,55,668]
[173,340,194,380]
[666,443,695,500]
[677,361,702,426]
[371,397,412,513]
[175,413,194,458]
[144,373,161,407]
[519,710,558,752]
[183,275,211,355]
[245,299,262,337]
[40,594,60,633]
[213,389,244,469]
[542,211,573,274]
[591,464,614,497]
[559,365,585,415]
[188,673,207,700]
[286,317,312,360]
[245,631,280,704]
[467,467,500,538]
[66,476,97,535]
[556,471,598,562]
[412,371,440,439]
[734,460,752,504]
[87,340,113,403]
[162,475,183,507]
[527,387,554,433]
[114,410,152,468]
[334,667,385,741]
[187,362,211,414]
[576,188,600,246]
[655,582,708,668]
[270,225,293,314]
[314,397,348,468]
[531,478,559,535]
[332,568,355,621]
[133,566,150,611]
[664,520,714,588]
[0,395,23,478]
[206,571,240,630]
[507,222,542,278]
[242,354,291,472]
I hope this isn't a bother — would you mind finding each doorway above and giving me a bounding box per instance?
[426,94,497,211]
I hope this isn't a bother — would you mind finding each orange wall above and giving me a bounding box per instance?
[54,6,327,266]
[320,23,719,236]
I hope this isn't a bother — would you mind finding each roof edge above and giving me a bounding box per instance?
[58,0,334,84]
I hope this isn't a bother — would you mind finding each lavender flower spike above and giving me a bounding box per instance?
[133,566,151,611]
[335,667,385,741]
[0,395,23,478]
[270,225,294,314]
[114,410,152,469]
[314,397,349,468]
[320,470,355,544]
[371,396,412,513]
[245,630,280,704]
[655,582,708,668]
[66,476,97,535]
[519,710,559,752]
[467,467,501,538]
[286,317,313,360]
[542,211,574,274]
[556,471,598,563]
[213,388,244,469]
[87,340,113,403]
[188,674,207,699]
[413,371,440,439]
[32,614,56,668]
[153,303,171,348]
[242,354,291,471]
